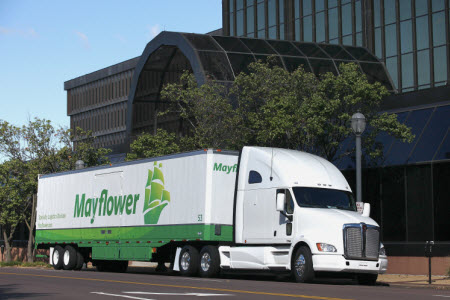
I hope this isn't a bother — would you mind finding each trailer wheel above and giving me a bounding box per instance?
[199,246,220,278]
[356,273,378,285]
[73,250,84,271]
[63,245,77,270]
[292,246,314,283]
[95,260,106,272]
[179,245,199,276]
[52,246,64,270]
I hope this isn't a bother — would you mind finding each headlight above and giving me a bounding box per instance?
[379,243,386,256]
[316,243,337,252]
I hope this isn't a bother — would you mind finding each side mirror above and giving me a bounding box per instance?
[276,193,285,212]
[362,203,371,217]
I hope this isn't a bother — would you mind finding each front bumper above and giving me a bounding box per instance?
[312,254,388,274]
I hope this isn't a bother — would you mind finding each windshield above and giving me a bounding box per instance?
[292,187,356,211]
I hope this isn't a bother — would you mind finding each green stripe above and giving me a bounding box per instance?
[36,224,233,245]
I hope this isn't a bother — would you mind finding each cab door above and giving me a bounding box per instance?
[272,189,294,243]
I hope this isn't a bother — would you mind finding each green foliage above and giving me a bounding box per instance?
[160,60,414,163]
[127,129,195,161]
[0,261,52,268]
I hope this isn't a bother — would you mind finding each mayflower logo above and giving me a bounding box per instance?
[143,161,170,224]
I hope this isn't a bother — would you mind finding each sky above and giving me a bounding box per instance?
[0,0,222,129]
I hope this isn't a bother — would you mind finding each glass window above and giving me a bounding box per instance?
[380,167,406,241]
[433,162,450,241]
[385,24,398,57]
[435,129,450,160]
[257,1,265,30]
[316,12,325,42]
[360,62,394,90]
[282,56,312,72]
[386,56,398,89]
[330,38,338,44]
[308,59,338,76]
[432,12,446,46]
[342,4,352,35]
[268,0,276,27]
[258,29,265,38]
[237,10,244,36]
[280,23,285,39]
[400,20,413,54]
[292,187,356,211]
[417,49,431,85]
[410,106,450,163]
[230,12,235,35]
[315,0,325,11]
[342,35,352,45]
[355,1,362,32]
[212,36,251,52]
[406,165,433,241]
[247,5,255,35]
[230,0,234,12]
[197,51,234,81]
[227,53,256,75]
[249,170,262,184]
[415,0,428,16]
[375,28,382,58]
[303,16,313,41]
[247,0,255,6]
[374,0,381,27]
[320,44,354,60]
[295,19,301,41]
[402,53,414,89]
[432,0,445,11]
[303,0,312,15]
[345,46,379,62]
[384,0,396,24]
[279,0,284,24]
[386,108,434,165]
[254,54,284,67]
[295,0,300,19]
[416,15,430,50]
[328,0,338,8]
[183,34,221,51]
[433,46,447,83]
[268,26,277,39]
[329,8,338,40]
[400,0,412,21]
[237,0,243,10]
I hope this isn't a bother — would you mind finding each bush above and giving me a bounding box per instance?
[0,261,51,268]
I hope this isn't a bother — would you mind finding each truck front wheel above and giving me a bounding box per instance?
[199,246,220,278]
[179,245,199,276]
[292,246,314,283]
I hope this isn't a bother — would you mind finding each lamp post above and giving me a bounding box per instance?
[351,113,366,203]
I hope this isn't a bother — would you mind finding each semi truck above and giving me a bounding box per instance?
[36,146,387,284]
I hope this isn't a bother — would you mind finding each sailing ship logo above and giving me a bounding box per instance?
[143,162,170,224]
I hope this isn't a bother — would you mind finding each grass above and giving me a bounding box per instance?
[0,261,52,268]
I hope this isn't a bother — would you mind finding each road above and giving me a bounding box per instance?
[0,267,449,300]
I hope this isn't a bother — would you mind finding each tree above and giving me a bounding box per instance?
[0,118,111,262]
[160,60,413,163]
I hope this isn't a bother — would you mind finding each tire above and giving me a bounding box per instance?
[95,260,106,272]
[179,245,200,276]
[356,273,378,285]
[199,246,220,278]
[292,246,315,283]
[63,245,78,270]
[73,250,84,271]
[52,246,64,270]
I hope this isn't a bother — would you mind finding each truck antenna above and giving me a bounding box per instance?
[270,148,274,181]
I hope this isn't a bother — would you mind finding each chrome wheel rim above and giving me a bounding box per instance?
[53,250,60,265]
[63,250,70,266]
[200,252,211,272]
[181,252,191,271]
[295,254,306,278]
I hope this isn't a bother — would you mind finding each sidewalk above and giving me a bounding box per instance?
[379,274,450,289]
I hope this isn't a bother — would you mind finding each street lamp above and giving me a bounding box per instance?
[351,112,366,203]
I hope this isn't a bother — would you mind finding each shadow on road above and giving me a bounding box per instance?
[0,284,50,299]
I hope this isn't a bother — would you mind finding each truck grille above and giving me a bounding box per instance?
[344,224,380,260]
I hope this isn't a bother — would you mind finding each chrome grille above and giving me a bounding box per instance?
[344,224,380,260]
[346,227,362,258]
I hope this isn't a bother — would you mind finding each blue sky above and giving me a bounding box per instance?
[0,0,222,129]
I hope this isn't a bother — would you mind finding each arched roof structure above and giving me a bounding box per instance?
[127,31,395,136]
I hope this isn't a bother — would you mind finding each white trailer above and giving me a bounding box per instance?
[36,146,387,284]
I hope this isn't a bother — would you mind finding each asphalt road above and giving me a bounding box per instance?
[1,267,449,300]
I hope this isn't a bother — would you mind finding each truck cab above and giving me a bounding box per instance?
[219,146,387,283]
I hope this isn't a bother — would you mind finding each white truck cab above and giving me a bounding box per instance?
[218,146,387,284]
